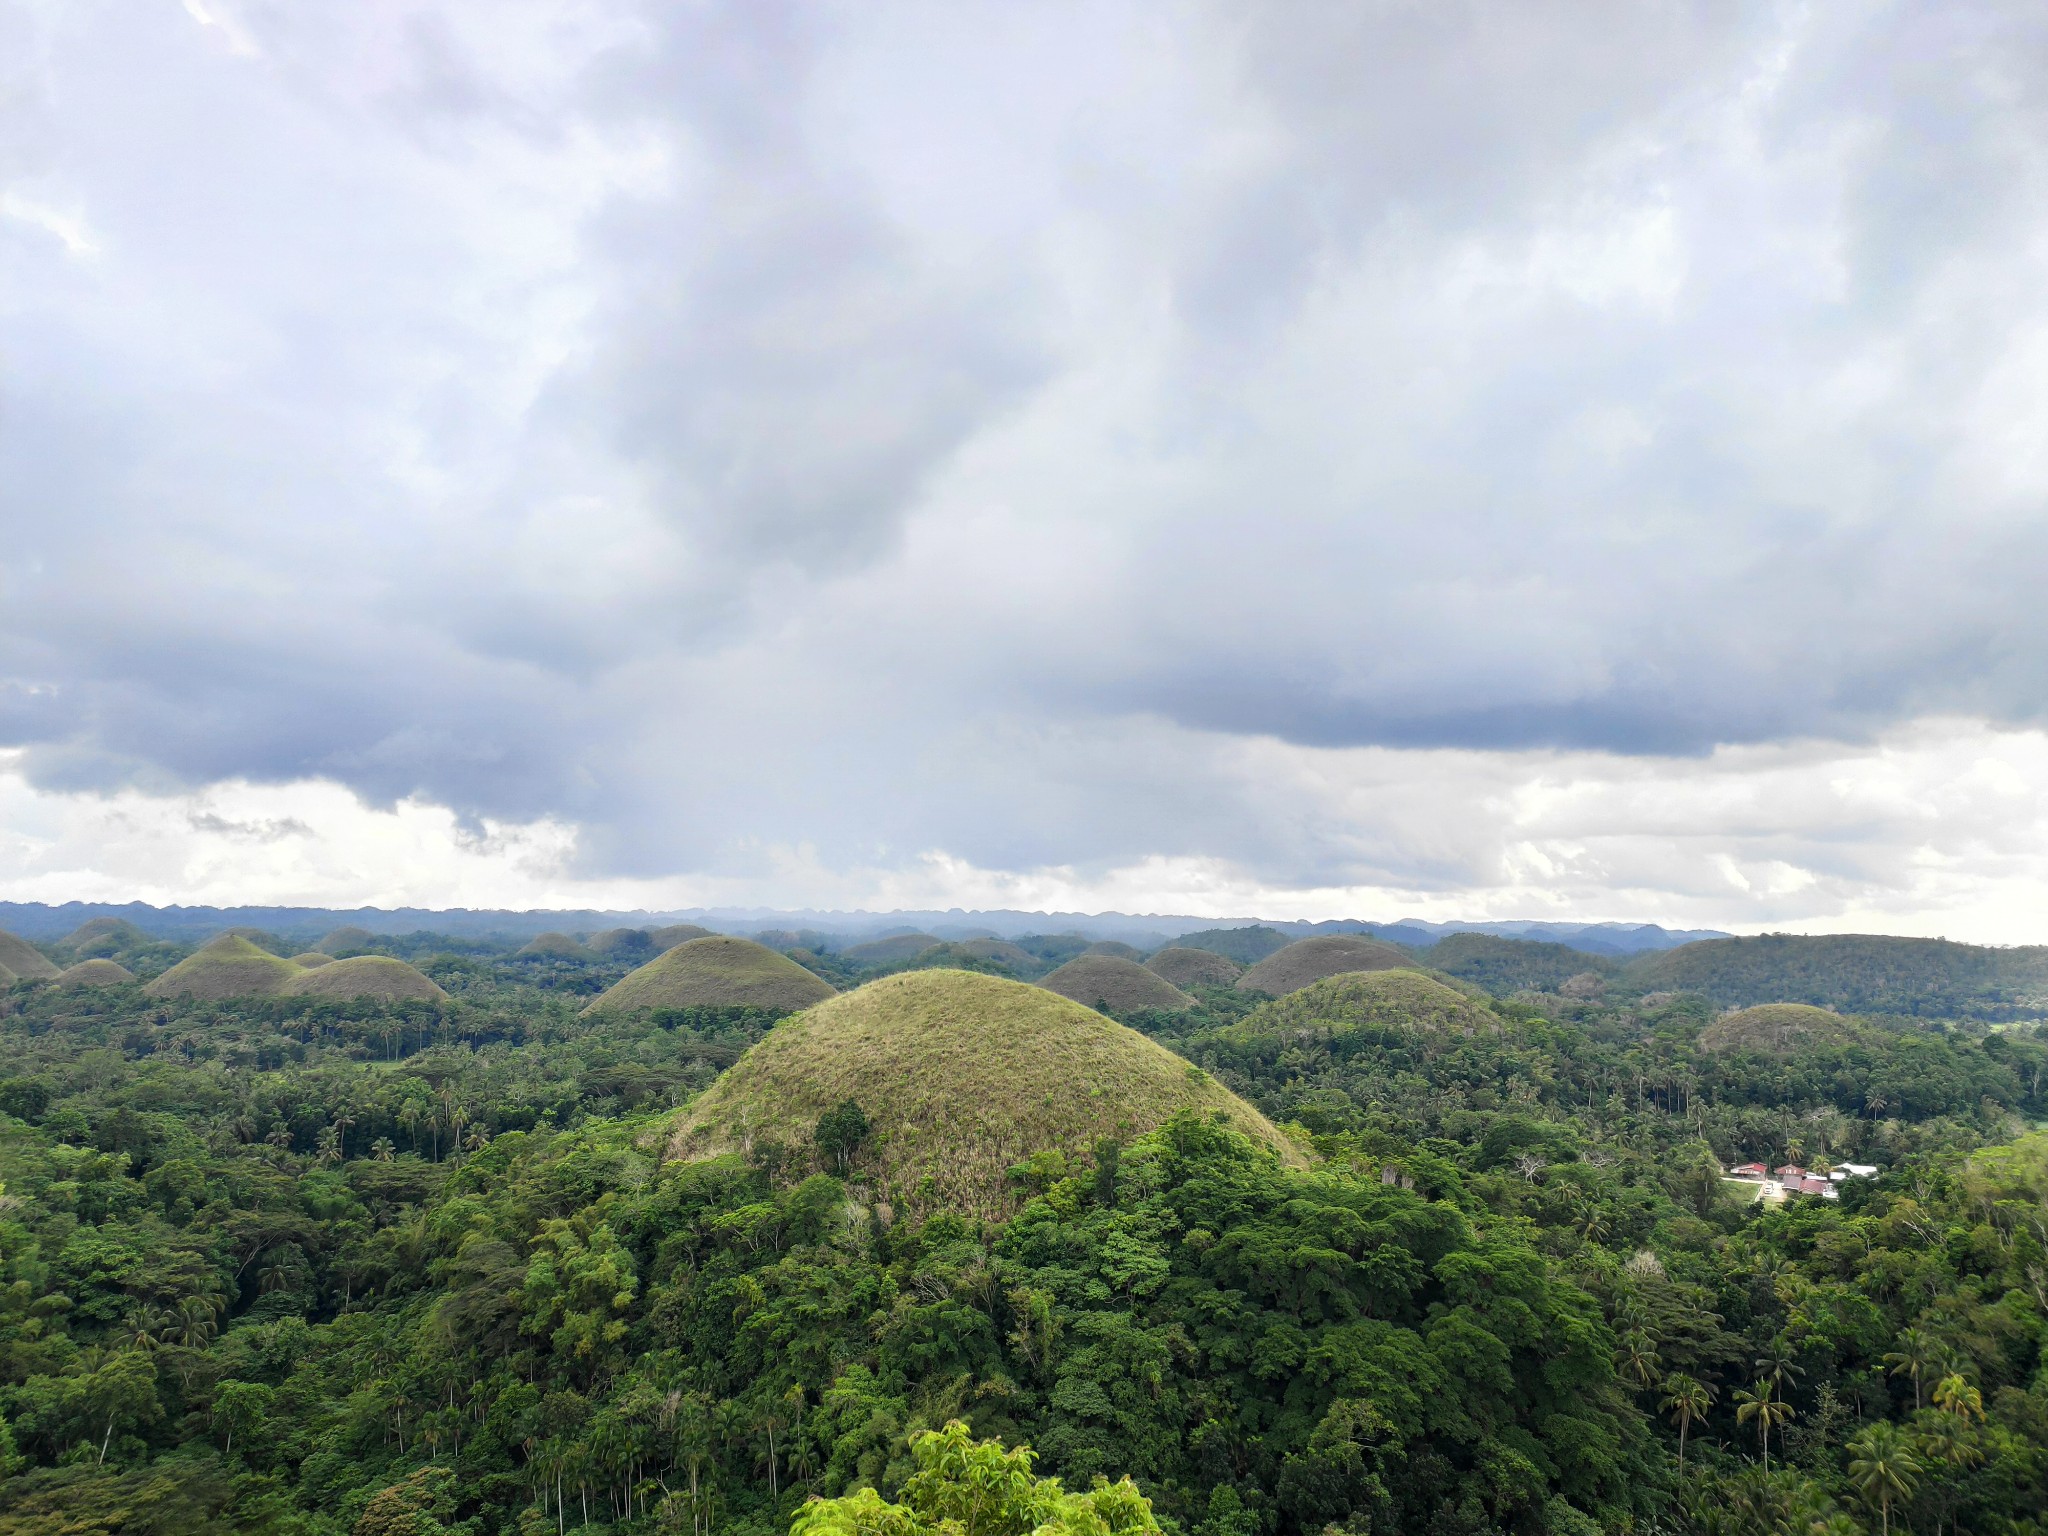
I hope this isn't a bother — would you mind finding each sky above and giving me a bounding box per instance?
[3,0,2048,940]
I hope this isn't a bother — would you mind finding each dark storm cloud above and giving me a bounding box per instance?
[4,0,2048,894]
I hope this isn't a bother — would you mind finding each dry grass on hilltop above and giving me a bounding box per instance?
[668,969,1301,1218]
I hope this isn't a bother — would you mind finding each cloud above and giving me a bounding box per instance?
[8,719,2048,942]
[3,1,2047,926]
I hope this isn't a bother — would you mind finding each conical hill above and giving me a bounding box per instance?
[584,936,835,1014]
[1698,1004,1859,1055]
[1238,935,1412,996]
[668,969,1301,1217]
[1146,947,1243,989]
[1039,955,1193,1012]
[281,955,447,1003]
[56,959,137,987]
[0,931,59,982]
[1222,970,1498,1044]
[145,935,302,1001]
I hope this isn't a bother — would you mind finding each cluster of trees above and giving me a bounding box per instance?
[0,948,2045,1534]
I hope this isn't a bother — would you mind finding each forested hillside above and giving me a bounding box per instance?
[0,928,2045,1535]
[1624,934,2048,1019]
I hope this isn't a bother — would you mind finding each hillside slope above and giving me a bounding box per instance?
[1697,1003,1862,1054]
[585,936,835,1014]
[145,935,302,1001]
[0,931,60,982]
[1223,970,1499,1044]
[1039,955,1194,1012]
[1239,935,1412,996]
[281,956,448,1003]
[1147,946,1243,989]
[1427,933,1618,995]
[668,969,1300,1216]
[1626,933,2048,1018]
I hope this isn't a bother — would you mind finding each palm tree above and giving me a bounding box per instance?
[1755,1341,1805,1398]
[1659,1373,1715,1471]
[1734,1380,1794,1472]
[1847,1422,1921,1536]
[1614,1328,1662,1390]
[175,1295,220,1349]
[371,1136,396,1162]
[1884,1327,1941,1410]
[1932,1370,1983,1421]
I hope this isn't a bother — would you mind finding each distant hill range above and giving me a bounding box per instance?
[5,901,2048,1017]
[0,901,1721,955]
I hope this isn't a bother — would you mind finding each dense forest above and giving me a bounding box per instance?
[0,922,2045,1535]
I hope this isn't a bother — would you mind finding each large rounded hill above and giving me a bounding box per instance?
[145,935,302,1001]
[1147,946,1243,989]
[1698,1004,1861,1055]
[0,931,59,982]
[1039,955,1193,1012]
[282,956,447,1003]
[60,918,151,956]
[57,959,137,987]
[585,936,835,1014]
[842,933,943,965]
[668,970,1300,1216]
[1239,935,1412,996]
[1223,970,1498,1044]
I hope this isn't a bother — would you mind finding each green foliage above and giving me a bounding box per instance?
[1424,933,1618,995]
[791,1421,1160,1536]
[0,929,2044,1535]
[1626,932,2048,1019]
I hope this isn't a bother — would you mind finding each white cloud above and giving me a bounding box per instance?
[6,720,2048,943]
[0,191,97,257]
[4,2,2048,932]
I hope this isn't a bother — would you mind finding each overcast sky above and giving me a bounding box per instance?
[4,0,2048,938]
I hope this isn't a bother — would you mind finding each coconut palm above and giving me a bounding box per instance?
[1847,1421,1921,1536]
[1884,1327,1941,1410]
[1614,1328,1662,1390]
[1932,1370,1983,1421]
[1755,1341,1806,1398]
[1734,1380,1794,1472]
[1659,1372,1715,1470]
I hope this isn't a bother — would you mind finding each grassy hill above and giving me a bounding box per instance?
[1147,946,1243,989]
[1172,925,1293,964]
[584,927,655,959]
[666,969,1301,1217]
[1697,1003,1863,1054]
[945,938,1036,970]
[1082,940,1143,960]
[516,932,592,959]
[58,918,151,957]
[650,924,716,951]
[315,926,378,955]
[1223,970,1499,1044]
[291,953,336,968]
[1625,933,2048,1018]
[55,959,136,987]
[1039,955,1194,1013]
[281,956,448,1004]
[585,936,835,1014]
[842,933,944,964]
[0,931,59,982]
[1427,933,1618,995]
[1239,935,1412,996]
[145,935,302,1001]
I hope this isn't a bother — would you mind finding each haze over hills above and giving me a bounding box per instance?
[0,900,1721,955]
